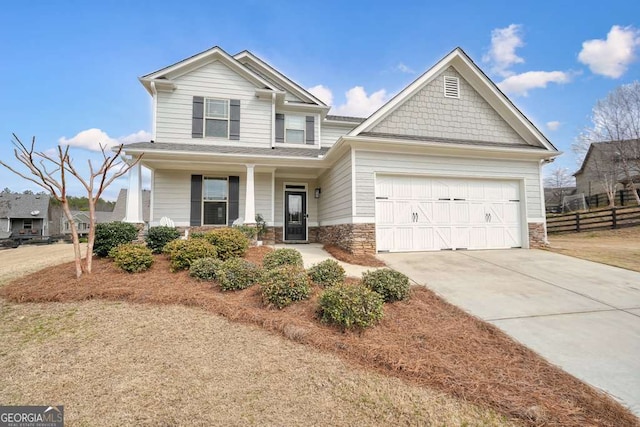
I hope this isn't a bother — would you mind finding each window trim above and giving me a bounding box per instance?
[284,115,306,144]
[204,98,230,139]
[202,176,229,226]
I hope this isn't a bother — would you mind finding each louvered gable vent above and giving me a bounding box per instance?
[443,76,460,99]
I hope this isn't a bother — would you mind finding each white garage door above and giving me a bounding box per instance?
[375,176,522,252]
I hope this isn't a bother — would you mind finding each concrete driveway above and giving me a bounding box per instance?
[379,249,640,416]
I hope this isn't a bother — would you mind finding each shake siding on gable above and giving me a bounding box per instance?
[371,67,528,145]
[155,60,272,145]
[318,150,352,223]
[153,169,273,226]
[354,151,543,219]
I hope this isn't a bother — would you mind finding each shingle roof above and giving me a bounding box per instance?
[124,142,330,158]
[358,132,547,150]
[0,193,50,219]
[574,139,640,175]
[325,115,366,123]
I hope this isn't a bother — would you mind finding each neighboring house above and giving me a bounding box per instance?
[0,193,50,240]
[574,140,640,197]
[111,189,150,223]
[120,46,559,254]
[61,210,113,236]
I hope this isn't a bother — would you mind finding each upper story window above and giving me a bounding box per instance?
[285,115,305,144]
[205,99,229,138]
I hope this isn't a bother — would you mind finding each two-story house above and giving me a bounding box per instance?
[120,46,559,254]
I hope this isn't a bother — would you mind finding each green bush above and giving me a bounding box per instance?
[146,226,181,254]
[361,269,410,302]
[204,228,249,260]
[109,243,154,273]
[218,258,261,291]
[308,259,346,287]
[163,238,218,272]
[94,222,138,257]
[255,213,268,240]
[262,248,303,270]
[319,283,384,329]
[233,224,257,240]
[260,265,311,309]
[189,257,223,281]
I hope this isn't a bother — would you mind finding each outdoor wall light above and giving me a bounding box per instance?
[314,188,321,198]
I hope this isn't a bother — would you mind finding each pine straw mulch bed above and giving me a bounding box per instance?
[1,248,637,427]
[323,244,386,267]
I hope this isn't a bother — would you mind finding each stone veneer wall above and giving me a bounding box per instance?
[528,222,548,248]
[271,226,320,244]
[318,223,376,256]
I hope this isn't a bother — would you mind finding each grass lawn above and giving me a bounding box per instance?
[546,226,640,272]
[1,247,637,426]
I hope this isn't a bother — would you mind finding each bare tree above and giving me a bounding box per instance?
[544,166,574,206]
[0,134,140,278]
[573,81,640,205]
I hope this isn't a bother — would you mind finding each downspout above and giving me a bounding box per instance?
[539,159,549,245]
[271,92,276,149]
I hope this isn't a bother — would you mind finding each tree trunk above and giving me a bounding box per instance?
[61,202,83,279]
[84,198,96,274]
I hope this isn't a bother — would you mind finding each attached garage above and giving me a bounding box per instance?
[375,175,523,252]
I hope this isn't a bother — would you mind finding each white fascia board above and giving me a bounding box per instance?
[280,102,331,114]
[140,46,276,92]
[233,50,327,107]
[343,136,562,160]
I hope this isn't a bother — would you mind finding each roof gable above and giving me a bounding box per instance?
[233,50,327,107]
[139,46,276,95]
[350,48,557,152]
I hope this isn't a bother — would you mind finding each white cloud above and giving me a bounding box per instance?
[578,25,640,78]
[546,121,561,131]
[332,86,388,117]
[483,24,525,77]
[58,129,151,152]
[395,62,415,74]
[307,84,333,106]
[498,71,571,96]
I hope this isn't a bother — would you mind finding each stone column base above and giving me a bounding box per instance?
[528,222,549,248]
[318,223,376,255]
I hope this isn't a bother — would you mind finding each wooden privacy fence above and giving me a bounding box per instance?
[547,206,640,234]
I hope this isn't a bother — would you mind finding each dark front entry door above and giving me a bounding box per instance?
[284,191,307,241]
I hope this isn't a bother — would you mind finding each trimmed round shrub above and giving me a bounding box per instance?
[319,283,384,329]
[163,238,218,272]
[361,269,410,302]
[189,257,223,281]
[218,258,261,291]
[308,259,346,287]
[109,243,154,273]
[260,265,311,309]
[262,248,303,270]
[94,222,138,257]
[204,228,250,260]
[146,226,181,254]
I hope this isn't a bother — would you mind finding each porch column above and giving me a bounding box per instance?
[244,164,256,224]
[123,161,143,223]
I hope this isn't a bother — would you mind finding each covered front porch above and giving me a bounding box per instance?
[123,153,327,244]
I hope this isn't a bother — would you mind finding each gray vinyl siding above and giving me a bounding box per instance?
[156,60,272,145]
[320,124,352,147]
[318,150,352,223]
[274,178,318,226]
[354,150,543,219]
[153,169,273,226]
[371,67,528,146]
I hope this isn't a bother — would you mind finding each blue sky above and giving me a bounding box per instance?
[1,0,639,199]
